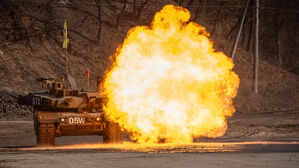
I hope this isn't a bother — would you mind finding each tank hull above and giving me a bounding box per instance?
[34,111,106,137]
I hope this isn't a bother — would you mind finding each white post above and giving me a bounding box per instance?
[230,0,250,60]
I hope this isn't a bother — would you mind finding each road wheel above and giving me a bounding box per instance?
[36,123,55,146]
[103,122,125,143]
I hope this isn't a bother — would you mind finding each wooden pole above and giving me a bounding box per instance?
[86,69,90,92]
[230,0,250,60]
[254,0,259,93]
[65,46,68,78]
[87,71,89,92]
[87,77,89,92]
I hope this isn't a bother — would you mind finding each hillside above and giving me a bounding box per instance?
[0,0,298,120]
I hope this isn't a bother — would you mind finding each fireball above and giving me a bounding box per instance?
[103,5,239,143]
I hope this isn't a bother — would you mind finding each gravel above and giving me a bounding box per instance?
[0,90,33,120]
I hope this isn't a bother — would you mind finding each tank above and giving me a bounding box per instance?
[19,77,124,146]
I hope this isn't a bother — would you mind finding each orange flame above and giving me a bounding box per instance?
[103,5,239,143]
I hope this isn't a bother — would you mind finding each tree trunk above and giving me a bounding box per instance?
[210,4,223,36]
[115,0,127,28]
[192,0,205,22]
[274,8,283,65]
[95,0,102,43]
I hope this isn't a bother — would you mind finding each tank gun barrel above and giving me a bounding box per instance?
[36,77,55,82]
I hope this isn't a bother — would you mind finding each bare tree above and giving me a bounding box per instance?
[187,0,195,8]
[192,0,206,22]
[95,0,102,43]
[115,0,127,28]
[133,0,149,18]
[274,8,283,65]
[210,2,224,36]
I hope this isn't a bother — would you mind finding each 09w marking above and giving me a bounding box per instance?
[68,117,85,124]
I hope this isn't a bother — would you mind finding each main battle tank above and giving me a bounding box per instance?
[19,77,124,146]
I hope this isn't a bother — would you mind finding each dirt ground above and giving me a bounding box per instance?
[1,112,299,168]
[1,112,299,147]
[225,111,299,138]
[0,151,299,168]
